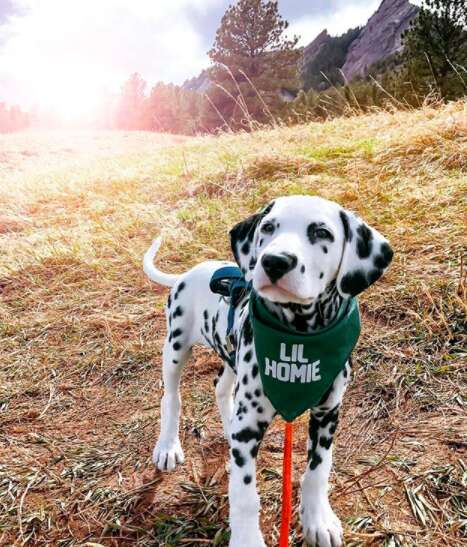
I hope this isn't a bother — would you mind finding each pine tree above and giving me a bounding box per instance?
[402,0,467,100]
[206,0,299,130]
[0,103,9,132]
[116,73,146,129]
[144,83,201,135]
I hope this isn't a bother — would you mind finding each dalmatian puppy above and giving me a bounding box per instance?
[143,195,393,547]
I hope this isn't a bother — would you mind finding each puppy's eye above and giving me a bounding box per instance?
[315,228,331,239]
[261,222,275,234]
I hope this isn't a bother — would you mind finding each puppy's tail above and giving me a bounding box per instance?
[143,237,180,288]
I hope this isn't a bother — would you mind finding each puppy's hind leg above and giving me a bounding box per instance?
[153,337,191,471]
[214,364,235,440]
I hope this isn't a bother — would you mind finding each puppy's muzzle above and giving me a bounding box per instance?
[261,252,297,283]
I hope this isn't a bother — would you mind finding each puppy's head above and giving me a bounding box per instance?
[230,195,393,305]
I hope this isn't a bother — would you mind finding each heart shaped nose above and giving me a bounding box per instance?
[261,253,297,283]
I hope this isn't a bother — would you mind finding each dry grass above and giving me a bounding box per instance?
[1,101,466,546]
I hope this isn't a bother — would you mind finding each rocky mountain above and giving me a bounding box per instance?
[341,0,419,80]
[185,0,419,95]
[300,0,419,89]
[182,69,212,93]
[300,26,361,91]
[301,29,332,69]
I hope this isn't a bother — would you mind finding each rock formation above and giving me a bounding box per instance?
[341,0,419,81]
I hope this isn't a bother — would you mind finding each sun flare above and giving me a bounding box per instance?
[34,73,107,122]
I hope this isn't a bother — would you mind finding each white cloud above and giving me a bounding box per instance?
[288,1,381,46]
[0,0,217,117]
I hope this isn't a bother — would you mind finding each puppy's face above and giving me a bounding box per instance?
[230,195,393,305]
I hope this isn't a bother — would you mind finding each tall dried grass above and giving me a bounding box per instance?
[0,100,466,546]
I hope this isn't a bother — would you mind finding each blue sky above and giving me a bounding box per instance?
[0,0,402,116]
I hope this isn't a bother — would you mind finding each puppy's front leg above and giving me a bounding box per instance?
[300,405,343,547]
[300,366,350,547]
[228,356,275,547]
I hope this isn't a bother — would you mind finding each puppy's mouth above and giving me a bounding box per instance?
[255,281,313,305]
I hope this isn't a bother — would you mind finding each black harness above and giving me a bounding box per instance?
[209,266,250,358]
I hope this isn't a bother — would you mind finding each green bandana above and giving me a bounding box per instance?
[249,294,361,422]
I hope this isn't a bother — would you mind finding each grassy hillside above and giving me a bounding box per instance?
[0,101,465,546]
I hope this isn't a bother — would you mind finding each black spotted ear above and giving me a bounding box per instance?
[337,209,393,298]
[230,201,275,281]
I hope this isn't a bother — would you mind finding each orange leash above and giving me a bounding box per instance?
[279,421,293,547]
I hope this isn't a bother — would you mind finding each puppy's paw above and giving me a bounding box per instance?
[152,439,184,471]
[301,503,343,547]
[229,533,266,547]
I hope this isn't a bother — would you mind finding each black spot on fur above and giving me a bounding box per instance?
[243,474,252,485]
[340,270,368,296]
[291,313,308,331]
[300,265,305,273]
[241,241,250,255]
[173,306,183,318]
[368,269,382,285]
[319,272,324,279]
[251,444,258,458]
[307,414,319,462]
[172,328,182,338]
[203,310,208,320]
[173,359,178,364]
[356,223,373,258]
[257,406,263,413]
[242,374,248,386]
[322,246,328,254]
[243,318,253,345]
[374,242,393,269]
[230,202,275,267]
[244,350,252,363]
[309,452,323,470]
[232,423,266,443]
[167,294,172,308]
[319,436,333,450]
[245,392,252,400]
[339,210,352,242]
[254,388,261,397]
[173,342,181,351]
[236,402,248,416]
[252,365,258,378]
[319,406,339,428]
[232,448,245,467]
[307,406,340,468]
